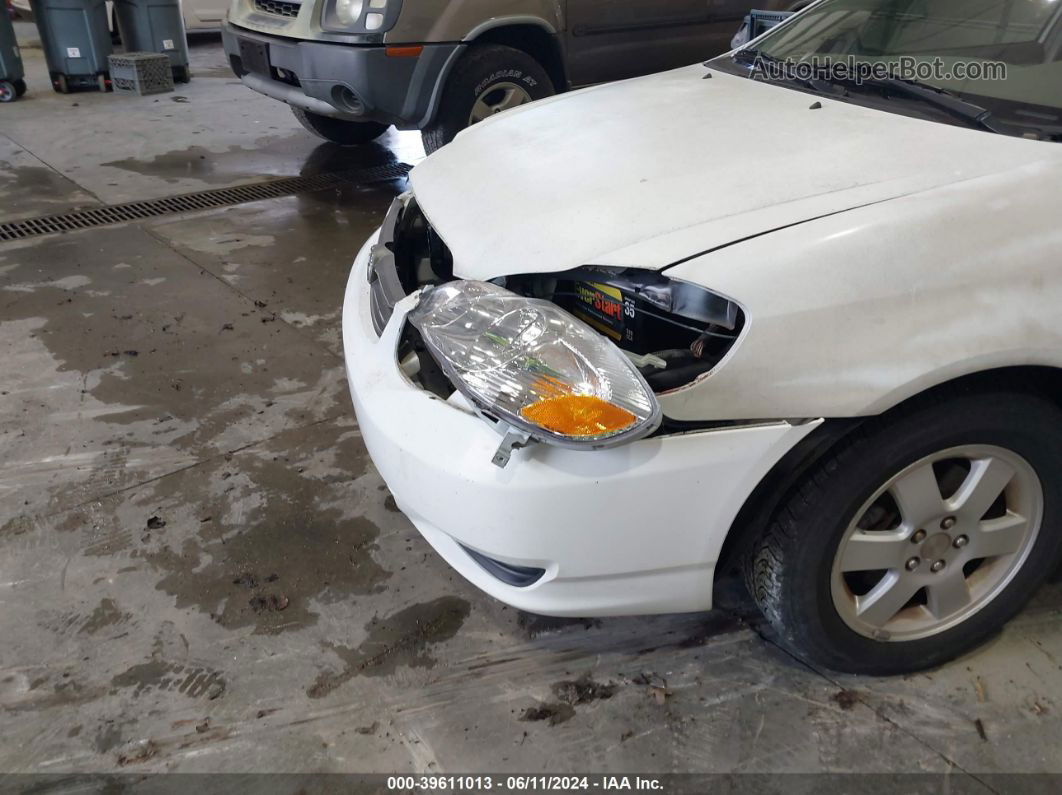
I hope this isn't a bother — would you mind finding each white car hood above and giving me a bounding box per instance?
[410,66,1053,278]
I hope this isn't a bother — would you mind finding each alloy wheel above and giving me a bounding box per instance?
[468,82,533,125]
[830,444,1043,641]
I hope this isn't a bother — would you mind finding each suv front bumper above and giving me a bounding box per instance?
[222,22,462,128]
[342,231,822,617]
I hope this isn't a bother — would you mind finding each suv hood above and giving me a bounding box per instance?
[410,66,1055,278]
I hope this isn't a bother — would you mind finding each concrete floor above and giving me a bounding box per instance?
[2,27,1062,784]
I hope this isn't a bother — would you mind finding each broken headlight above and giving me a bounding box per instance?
[408,281,661,449]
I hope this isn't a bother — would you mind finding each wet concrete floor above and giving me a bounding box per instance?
[1,29,1061,783]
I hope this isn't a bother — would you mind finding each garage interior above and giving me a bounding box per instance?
[2,19,1062,785]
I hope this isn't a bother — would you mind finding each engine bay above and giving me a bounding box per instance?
[390,198,745,398]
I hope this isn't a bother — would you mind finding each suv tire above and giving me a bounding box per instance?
[422,44,555,154]
[292,108,389,146]
[743,390,1062,675]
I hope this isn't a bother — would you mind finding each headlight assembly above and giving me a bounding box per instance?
[408,281,662,454]
[333,0,363,25]
[321,0,398,33]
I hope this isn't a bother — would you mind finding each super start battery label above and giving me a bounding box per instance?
[571,283,636,343]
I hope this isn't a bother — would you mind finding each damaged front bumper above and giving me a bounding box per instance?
[342,234,821,616]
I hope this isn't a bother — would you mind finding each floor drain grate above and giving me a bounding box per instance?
[0,161,412,243]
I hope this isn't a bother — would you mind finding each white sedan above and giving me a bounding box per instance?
[343,0,1062,675]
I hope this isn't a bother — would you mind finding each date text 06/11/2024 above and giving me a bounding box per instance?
[386,776,665,791]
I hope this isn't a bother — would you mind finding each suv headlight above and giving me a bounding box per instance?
[333,0,363,25]
[409,281,661,449]
[321,0,399,33]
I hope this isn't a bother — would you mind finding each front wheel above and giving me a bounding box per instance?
[0,81,15,103]
[421,44,555,154]
[744,391,1062,675]
[291,107,389,146]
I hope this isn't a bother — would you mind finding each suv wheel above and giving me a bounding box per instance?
[422,44,555,154]
[743,391,1062,675]
[291,108,389,146]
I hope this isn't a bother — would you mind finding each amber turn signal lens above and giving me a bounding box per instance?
[520,395,637,439]
[385,45,424,57]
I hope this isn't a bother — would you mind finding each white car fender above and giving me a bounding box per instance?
[659,157,1062,422]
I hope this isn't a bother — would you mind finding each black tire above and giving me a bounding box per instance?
[55,73,68,94]
[743,390,1062,675]
[0,81,14,103]
[97,73,109,93]
[421,44,555,154]
[14,79,26,97]
[174,66,191,84]
[291,107,388,146]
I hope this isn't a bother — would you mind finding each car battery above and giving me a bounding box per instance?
[553,268,740,357]
[567,280,641,348]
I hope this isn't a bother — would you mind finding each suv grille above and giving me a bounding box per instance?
[254,0,300,17]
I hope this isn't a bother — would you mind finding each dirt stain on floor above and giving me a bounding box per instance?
[143,450,388,635]
[0,229,384,633]
[93,721,127,754]
[307,596,471,698]
[551,674,618,706]
[676,612,747,648]
[5,256,344,452]
[0,227,366,518]
[111,658,225,700]
[520,703,576,727]
[832,690,861,711]
[79,598,131,635]
[0,164,99,222]
[109,623,226,701]
[517,613,602,638]
[518,675,618,728]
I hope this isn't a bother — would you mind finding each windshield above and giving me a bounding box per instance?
[717,0,1062,139]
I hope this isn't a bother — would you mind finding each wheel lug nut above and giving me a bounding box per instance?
[911,530,927,544]
[931,560,946,573]
[954,535,969,549]
[941,516,957,530]
[905,557,921,571]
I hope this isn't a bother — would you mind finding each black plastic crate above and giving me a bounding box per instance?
[108,51,173,95]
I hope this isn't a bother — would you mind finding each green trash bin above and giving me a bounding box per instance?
[29,0,112,92]
[113,0,189,83]
[0,10,27,101]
